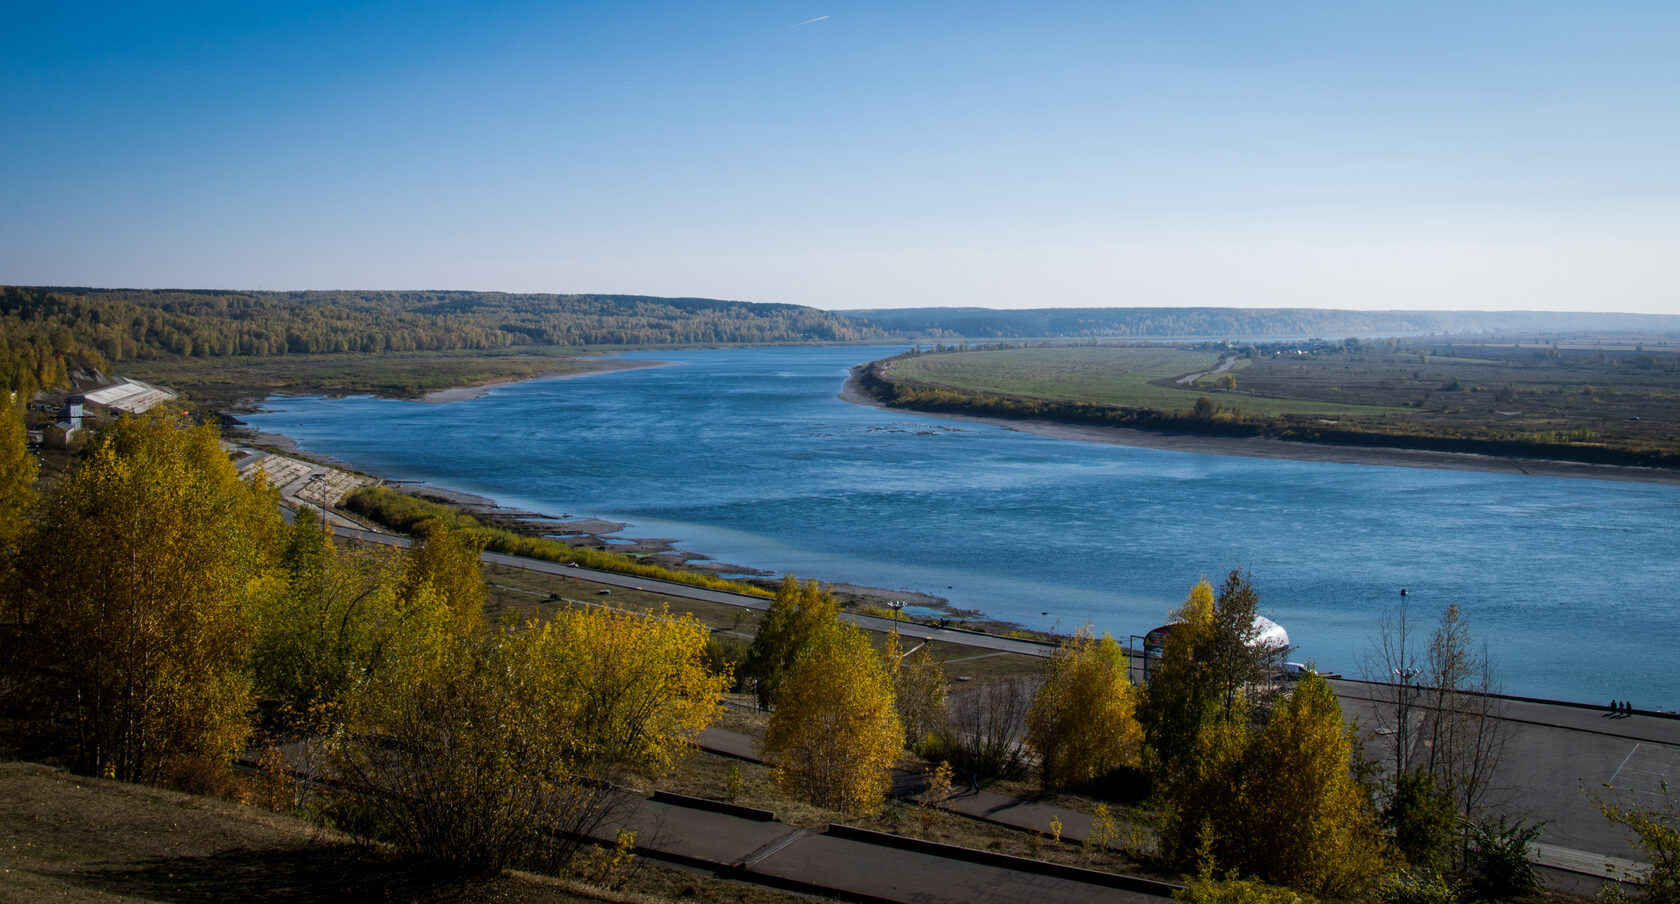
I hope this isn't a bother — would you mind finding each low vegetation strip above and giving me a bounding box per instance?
[344,485,772,598]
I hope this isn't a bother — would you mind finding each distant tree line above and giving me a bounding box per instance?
[0,285,888,397]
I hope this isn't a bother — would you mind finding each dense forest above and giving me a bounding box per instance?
[0,286,887,397]
[842,306,1680,340]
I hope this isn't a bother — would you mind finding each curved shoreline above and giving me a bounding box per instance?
[419,358,675,403]
[840,371,1680,486]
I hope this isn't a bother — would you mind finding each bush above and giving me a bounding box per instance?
[1465,816,1542,899]
[1175,872,1317,904]
[1380,870,1464,904]
[931,676,1035,783]
[327,606,724,874]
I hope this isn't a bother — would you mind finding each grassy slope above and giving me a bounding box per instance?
[0,761,810,904]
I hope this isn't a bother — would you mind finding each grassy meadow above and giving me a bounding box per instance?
[870,338,1680,466]
[885,345,1398,417]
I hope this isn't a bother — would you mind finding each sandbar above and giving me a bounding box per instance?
[420,358,673,403]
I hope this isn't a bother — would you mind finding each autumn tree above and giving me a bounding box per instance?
[1419,604,1506,821]
[329,604,724,874]
[15,414,282,784]
[247,514,414,721]
[886,630,948,751]
[1362,601,1507,870]
[0,400,37,641]
[400,518,487,636]
[742,575,839,708]
[1138,578,1219,770]
[1140,571,1284,775]
[761,621,903,813]
[1160,674,1389,897]
[0,399,35,555]
[1026,628,1143,790]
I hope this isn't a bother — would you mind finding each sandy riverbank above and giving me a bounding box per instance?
[840,371,1680,486]
[420,358,674,403]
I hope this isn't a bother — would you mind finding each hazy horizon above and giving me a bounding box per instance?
[4,3,1677,315]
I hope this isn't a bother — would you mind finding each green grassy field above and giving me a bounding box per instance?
[885,345,1400,417]
[121,347,631,407]
[867,338,1680,466]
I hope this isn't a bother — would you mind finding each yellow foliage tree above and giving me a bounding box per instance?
[1138,578,1218,771]
[762,622,903,813]
[886,629,949,750]
[743,575,839,708]
[0,399,35,555]
[16,414,282,784]
[400,518,487,637]
[248,514,414,720]
[1026,628,1144,790]
[0,400,37,637]
[329,604,724,874]
[1161,673,1389,897]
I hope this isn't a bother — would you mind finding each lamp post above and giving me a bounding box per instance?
[1393,666,1420,777]
[887,600,904,624]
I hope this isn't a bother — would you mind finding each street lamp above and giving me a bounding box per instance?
[887,600,905,623]
[1392,667,1420,777]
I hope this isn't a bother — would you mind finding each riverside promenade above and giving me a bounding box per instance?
[588,788,1177,904]
[332,522,1672,891]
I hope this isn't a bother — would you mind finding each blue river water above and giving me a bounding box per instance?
[243,346,1680,707]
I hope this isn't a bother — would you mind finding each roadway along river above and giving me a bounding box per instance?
[243,345,1680,708]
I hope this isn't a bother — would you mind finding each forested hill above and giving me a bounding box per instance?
[0,286,886,397]
[842,306,1680,339]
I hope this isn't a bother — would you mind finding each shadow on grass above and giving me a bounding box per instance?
[62,843,560,904]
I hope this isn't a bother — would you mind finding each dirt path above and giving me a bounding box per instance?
[1175,355,1235,385]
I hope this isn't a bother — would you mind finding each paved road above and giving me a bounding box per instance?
[1332,678,1676,874]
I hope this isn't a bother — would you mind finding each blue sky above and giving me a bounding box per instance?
[3,2,1676,313]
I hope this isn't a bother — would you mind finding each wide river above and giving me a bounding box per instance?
[244,346,1680,707]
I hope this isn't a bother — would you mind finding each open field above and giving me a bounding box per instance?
[866,337,1680,467]
[120,348,636,409]
[885,345,1400,417]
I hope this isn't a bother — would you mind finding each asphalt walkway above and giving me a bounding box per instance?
[595,790,1174,904]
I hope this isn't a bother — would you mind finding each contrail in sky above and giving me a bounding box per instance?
[791,15,829,27]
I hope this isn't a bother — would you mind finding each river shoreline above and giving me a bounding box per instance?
[419,358,675,403]
[230,395,981,627]
[840,371,1680,486]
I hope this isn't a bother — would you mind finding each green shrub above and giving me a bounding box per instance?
[1175,873,1317,904]
[1465,816,1542,899]
[1380,870,1464,904]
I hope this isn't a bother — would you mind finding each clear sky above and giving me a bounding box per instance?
[3,2,1676,313]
